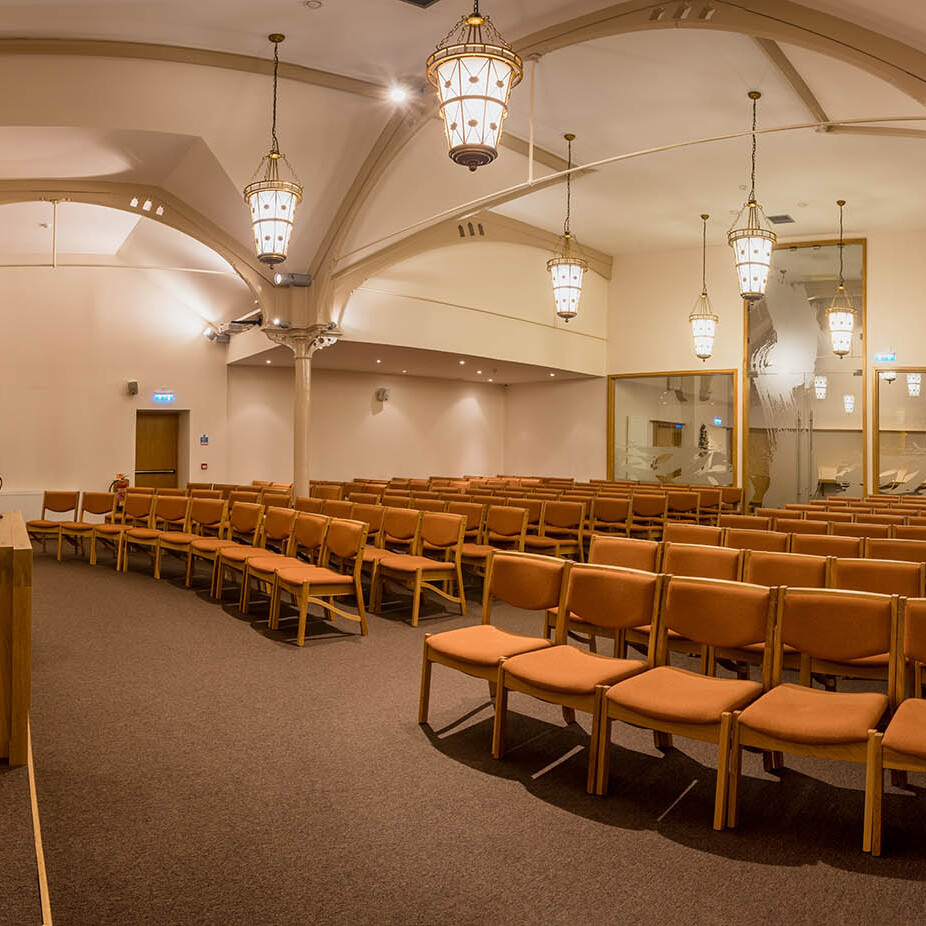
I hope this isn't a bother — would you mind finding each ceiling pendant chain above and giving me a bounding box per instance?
[271,40,280,156]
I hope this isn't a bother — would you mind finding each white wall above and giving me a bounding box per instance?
[503,379,607,481]
[0,267,228,509]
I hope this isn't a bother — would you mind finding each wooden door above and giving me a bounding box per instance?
[135,412,179,488]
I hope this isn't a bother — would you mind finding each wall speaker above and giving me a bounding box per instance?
[375,388,390,402]
[127,380,139,396]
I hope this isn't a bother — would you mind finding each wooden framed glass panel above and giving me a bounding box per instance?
[608,371,737,484]
[744,240,866,509]
[875,367,926,495]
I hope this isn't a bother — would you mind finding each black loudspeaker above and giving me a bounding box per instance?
[127,380,139,396]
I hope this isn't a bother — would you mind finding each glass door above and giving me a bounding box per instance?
[746,241,865,508]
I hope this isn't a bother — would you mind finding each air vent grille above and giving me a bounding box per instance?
[767,214,795,224]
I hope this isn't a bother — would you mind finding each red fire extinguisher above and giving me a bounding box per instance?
[110,473,130,507]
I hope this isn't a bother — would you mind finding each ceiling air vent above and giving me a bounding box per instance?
[396,0,443,7]
[767,214,795,225]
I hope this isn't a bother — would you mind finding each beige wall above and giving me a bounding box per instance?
[503,379,607,481]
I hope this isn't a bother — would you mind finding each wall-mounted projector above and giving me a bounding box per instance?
[273,272,313,287]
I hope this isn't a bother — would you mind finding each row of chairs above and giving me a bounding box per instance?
[419,550,924,854]
[722,512,926,541]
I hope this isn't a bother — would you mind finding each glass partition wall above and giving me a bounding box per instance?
[608,371,736,484]
[876,368,926,494]
[745,240,866,509]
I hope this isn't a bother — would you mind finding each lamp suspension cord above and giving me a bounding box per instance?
[701,215,707,294]
[749,95,757,201]
[564,136,572,236]
[838,201,845,285]
[271,40,280,156]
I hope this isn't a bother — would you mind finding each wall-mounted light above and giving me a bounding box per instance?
[843,393,855,414]
[909,373,921,397]
[273,271,312,286]
[814,375,827,400]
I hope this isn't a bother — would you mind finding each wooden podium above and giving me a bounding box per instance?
[0,511,31,766]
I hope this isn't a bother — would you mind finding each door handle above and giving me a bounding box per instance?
[135,469,177,475]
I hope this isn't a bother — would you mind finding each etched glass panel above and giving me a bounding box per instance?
[878,369,926,494]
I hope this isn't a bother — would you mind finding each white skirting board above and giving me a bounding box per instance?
[0,491,44,521]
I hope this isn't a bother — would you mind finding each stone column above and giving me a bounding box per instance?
[265,325,338,497]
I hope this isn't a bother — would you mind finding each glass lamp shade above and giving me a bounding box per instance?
[243,155,303,265]
[844,393,855,414]
[727,200,776,301]
[547,233,587,322]
[688,291,719,361]
[909,373,921,397]
[826,284,856,358]
[882,369,897,384]
[426,11,522,171]
[814,375,827,400]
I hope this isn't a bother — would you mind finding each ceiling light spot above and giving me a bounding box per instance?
[376,359,382,364]
[459,360,465,365]
[266,360,272,364]
[488,378,494,382]
[549,372,556,377]
[402,369,407,374]
[302,0,323,8]
[130,196,139,208]
[142,200,152,212]
[155,205,164,216]
[476,370,482,374]
[388,86,408,103]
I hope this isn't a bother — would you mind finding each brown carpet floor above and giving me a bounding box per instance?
[0,762,40,925]
[17,551,926,924]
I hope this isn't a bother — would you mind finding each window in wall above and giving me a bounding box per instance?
[876,368,926,494]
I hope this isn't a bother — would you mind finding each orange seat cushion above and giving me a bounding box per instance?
[738,683,888,745]
[59,521,93,532]
[27,520,61,529]
[220,545,266,563]
[126,528,160,540]
[362,547,390,563]
[882,698,926,760]
[426,625,551,667]
[606,665,762,725]
[505,645,645,695]
[524,536,558,550]
[248,554,299,574]
[276,565,353,587]
[92,523,125,535]
[158,531,197,545]
[190,537,237,553]
[378,554,455,574]
[461,543,494,559]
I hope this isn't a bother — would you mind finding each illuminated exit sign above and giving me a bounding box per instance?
[875,352,896,362]
[153,390,175,403]
[713,417,723,426]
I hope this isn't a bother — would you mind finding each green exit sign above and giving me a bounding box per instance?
[875,352,896,362]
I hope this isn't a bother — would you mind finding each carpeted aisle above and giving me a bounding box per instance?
[25,553,926,925]
[0,762,41,925]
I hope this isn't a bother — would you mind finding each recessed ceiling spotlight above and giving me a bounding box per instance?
[402,369,407,374]
[459,360,465,365]
[266,360,272,364]
[476,370,482,374]
[376,359,382,364]
[388,86,408,103]
[302,0,322,8]
[549,372,556,377]
[488,378,494,382]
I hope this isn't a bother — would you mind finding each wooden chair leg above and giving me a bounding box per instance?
[355,578,368,636]
[595,707,612,796]
[762,750,784,772]
[654,730,673,750]
[418,635,433,724]
[727,713,743,829]
[587,687,603,794]
[890,769,908,788]
[56,531,63,562]
[713,712,733,831]
[864,730,883,854]
[90,536,98,566]
[239,568,250,613]
[154,545,162,579]
[296,586,310,646]
[185,552,194,587]
[562,706,577,725]
[457,566,467,617]
[491,662,508,759]
[411,573,422,628]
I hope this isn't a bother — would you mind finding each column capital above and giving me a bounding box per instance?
[264,324,342,360]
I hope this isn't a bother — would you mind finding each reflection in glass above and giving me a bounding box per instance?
[611,373,735,485]
[878,369,926,494]
[746,242,864,508]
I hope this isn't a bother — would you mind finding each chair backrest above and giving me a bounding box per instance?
[122,492,154,523]
[482,551,568,621]
[857,513,905,525]
[261,506,297,546]
[904,598,926,667]
[261,491,293,508]
[587,535,658,571]
[694,487,721,511]
[662,523,722,546]
[555,564,662,644]
[776,587,898,688]
[382,507,422,547]
[542,500,584,533]
[773,518,827,535]
[790,533,861,558]
[632,494,667,519]
[229,490,260,506]
[350,503,386,538]
[381,494,411,508]
[667,490,699,514]
[186,482,213,491]
[42,490,79,516]
[830,557,925,597]
[720,487,743,508]
[322,499,354,519]
[831,522,892,539]
[348,492,379,505]
[420,512,465,553]
[591,497,629,526]
[865,537,926,564]
[813,511,855,523]
[291,513,329,561]
[743,550,828,588]
[80,491,116,518]
[505,497,544,527]
[412,499,447,513]
[719,514,770,531]
[155,487,187,497]
[153,495,191,527]
[755,508,795,520]
[722,528,789,553]
[190,498,226,530]
[310,484,343,500]
[658,576,774,673]
[662,542,741,581]
[484,505,528,544]
[447,501,484,535]
[295,496,324,514]
[228,502,263,539]
[190,489,222,499]
[321,518,368,566]
[895,525,926,540]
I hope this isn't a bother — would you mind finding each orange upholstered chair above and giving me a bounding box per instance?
[322,499,354,519]
[270,517,369,643]
[295,496,324,514]
[667,490,700,525]
[447,501,485,543]
[789,533,862,557]
[719,515,771,531]
[774,518,828,535]
[228,490,261,506]
[155,497,227,579]
[122,494,192,574]
[895,525,926,541]
[588,535,660,571]
[662,542,742,581]
[372,512,466,626]
[743,549,828,589]
[189,488,222,499]
[720,487,743,514]
[832,522,891,540]
[628,494,668,540]
[187,501,263,595]
[755,507,795,521]
[589,497,630,537]
[260,490,294,509]
[461,505,528,572]
[864,537,926,564]
[26,491,80,552]
[240,513,330,616]
[418,552,569,729]
[310,484,343,501]
[361,507,422,604]
[695,487,722,525]
[728,587,899,847]
[723,528,789,553]
[663,523,722,546]
[493,564,661,792]
[830,557,925,598]
[350,503,386,546]
[89,491,155,570]
[57,491,117,561]
[595,576,775,829]
[524,501,586,560]
[867,597,926,855]
[214,506,298,602]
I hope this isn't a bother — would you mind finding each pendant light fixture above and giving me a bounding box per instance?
[728,91,776,302]
[547,133,588,323]
[689,213,718,361]
[882,369,897,385]
[814,375,827,400]
[827,199,856,358]
[908,373,921,397]
[243,34,303,265]
[426,1,522,171]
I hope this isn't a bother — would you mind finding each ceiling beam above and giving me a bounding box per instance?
[753,36,830,126]
[826,124,926,140]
